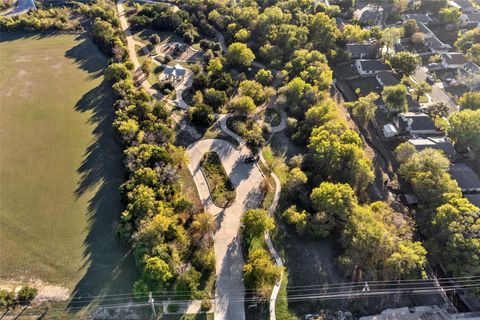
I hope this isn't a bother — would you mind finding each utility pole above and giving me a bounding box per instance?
[148,292,156,317]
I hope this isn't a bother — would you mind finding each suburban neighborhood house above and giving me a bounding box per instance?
[408,137,456,159]
[394,112,438,135]
[162,63,186,80]
[441,52,467,69]
[356,59,391,75]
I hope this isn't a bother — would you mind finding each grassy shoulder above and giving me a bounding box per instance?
[200,152,236,207]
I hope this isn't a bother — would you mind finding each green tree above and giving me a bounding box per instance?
[281,77,318,119]
[395,142,417,164]
[144,257,173,284]
[341,202,426,280]
[243,248,282,297]
[310,182,357,236]
[413,81,432,102]
[285,49,333,90]
[239,80,267,105]
[455,28,480,53]
[229,96,256,115]
[426,101,449,119]
[431,197,480,285]
[466,43,480,65]
[293,98,337,144]
[176,268,201,297]
[438,7,460,27]
[389,51,421,77]
[382,84,408,114]
[399,148,460,206]
[141,58,152,77]
[242,209,275,246]
[342,24,370,42]
[234,28,250,42]
[308,12,340,52]
[105,63,131,83]
[189,103,215,126]
[16,286,38,305]
[133,279,149,299]
[282,205,307,234]
[308,121,374,191]
[448,109,480,155]
[225,42,255,68]
[255,69,273,85]
[346,92,379,127]
[190,212,215,242]
[403,19,419,37]
[459,92,480,110]
[204,88,227,111]
[382,27,404,54]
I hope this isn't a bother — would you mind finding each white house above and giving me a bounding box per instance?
[163,64,186,80]
[440,52,467,69]
[355,59,390,75]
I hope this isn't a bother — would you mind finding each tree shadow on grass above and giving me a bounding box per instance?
[65,38,138,313]
[65,34,105,80]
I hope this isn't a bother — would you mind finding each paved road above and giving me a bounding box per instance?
[412,67,458,113]
[5,0,35,16]
[220,114,285,320]
[187,139,264,320]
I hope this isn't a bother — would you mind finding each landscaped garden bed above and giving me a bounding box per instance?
[200,152,236,207]
[265,108,281,127]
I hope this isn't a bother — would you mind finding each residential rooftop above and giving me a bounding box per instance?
[358,59,390,71]
[402,13,433,25]
[449,163,480,192]
[397,112,437,132]
[442,52,467,66]
[408,136,456,157]
[376,71,400,87]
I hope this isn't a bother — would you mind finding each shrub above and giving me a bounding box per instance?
[0,289,16,308]
[189,104,215,127]
[17,286,38,305]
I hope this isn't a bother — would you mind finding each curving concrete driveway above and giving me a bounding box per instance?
[187,139,264,320]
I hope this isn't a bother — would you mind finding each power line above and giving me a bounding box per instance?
[54,279,480,309]
[47,282,480,312]
[60,275,480,303]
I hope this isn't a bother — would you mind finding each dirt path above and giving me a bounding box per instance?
[116,0,161,98]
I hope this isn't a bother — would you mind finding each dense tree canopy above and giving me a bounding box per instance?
[448,109,480,155]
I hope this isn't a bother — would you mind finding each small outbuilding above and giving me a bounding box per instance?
[383,124,398,138]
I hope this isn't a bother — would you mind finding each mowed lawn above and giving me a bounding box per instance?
[0,33,137,298]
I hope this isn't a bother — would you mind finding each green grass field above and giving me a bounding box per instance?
[0,33,137,304]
